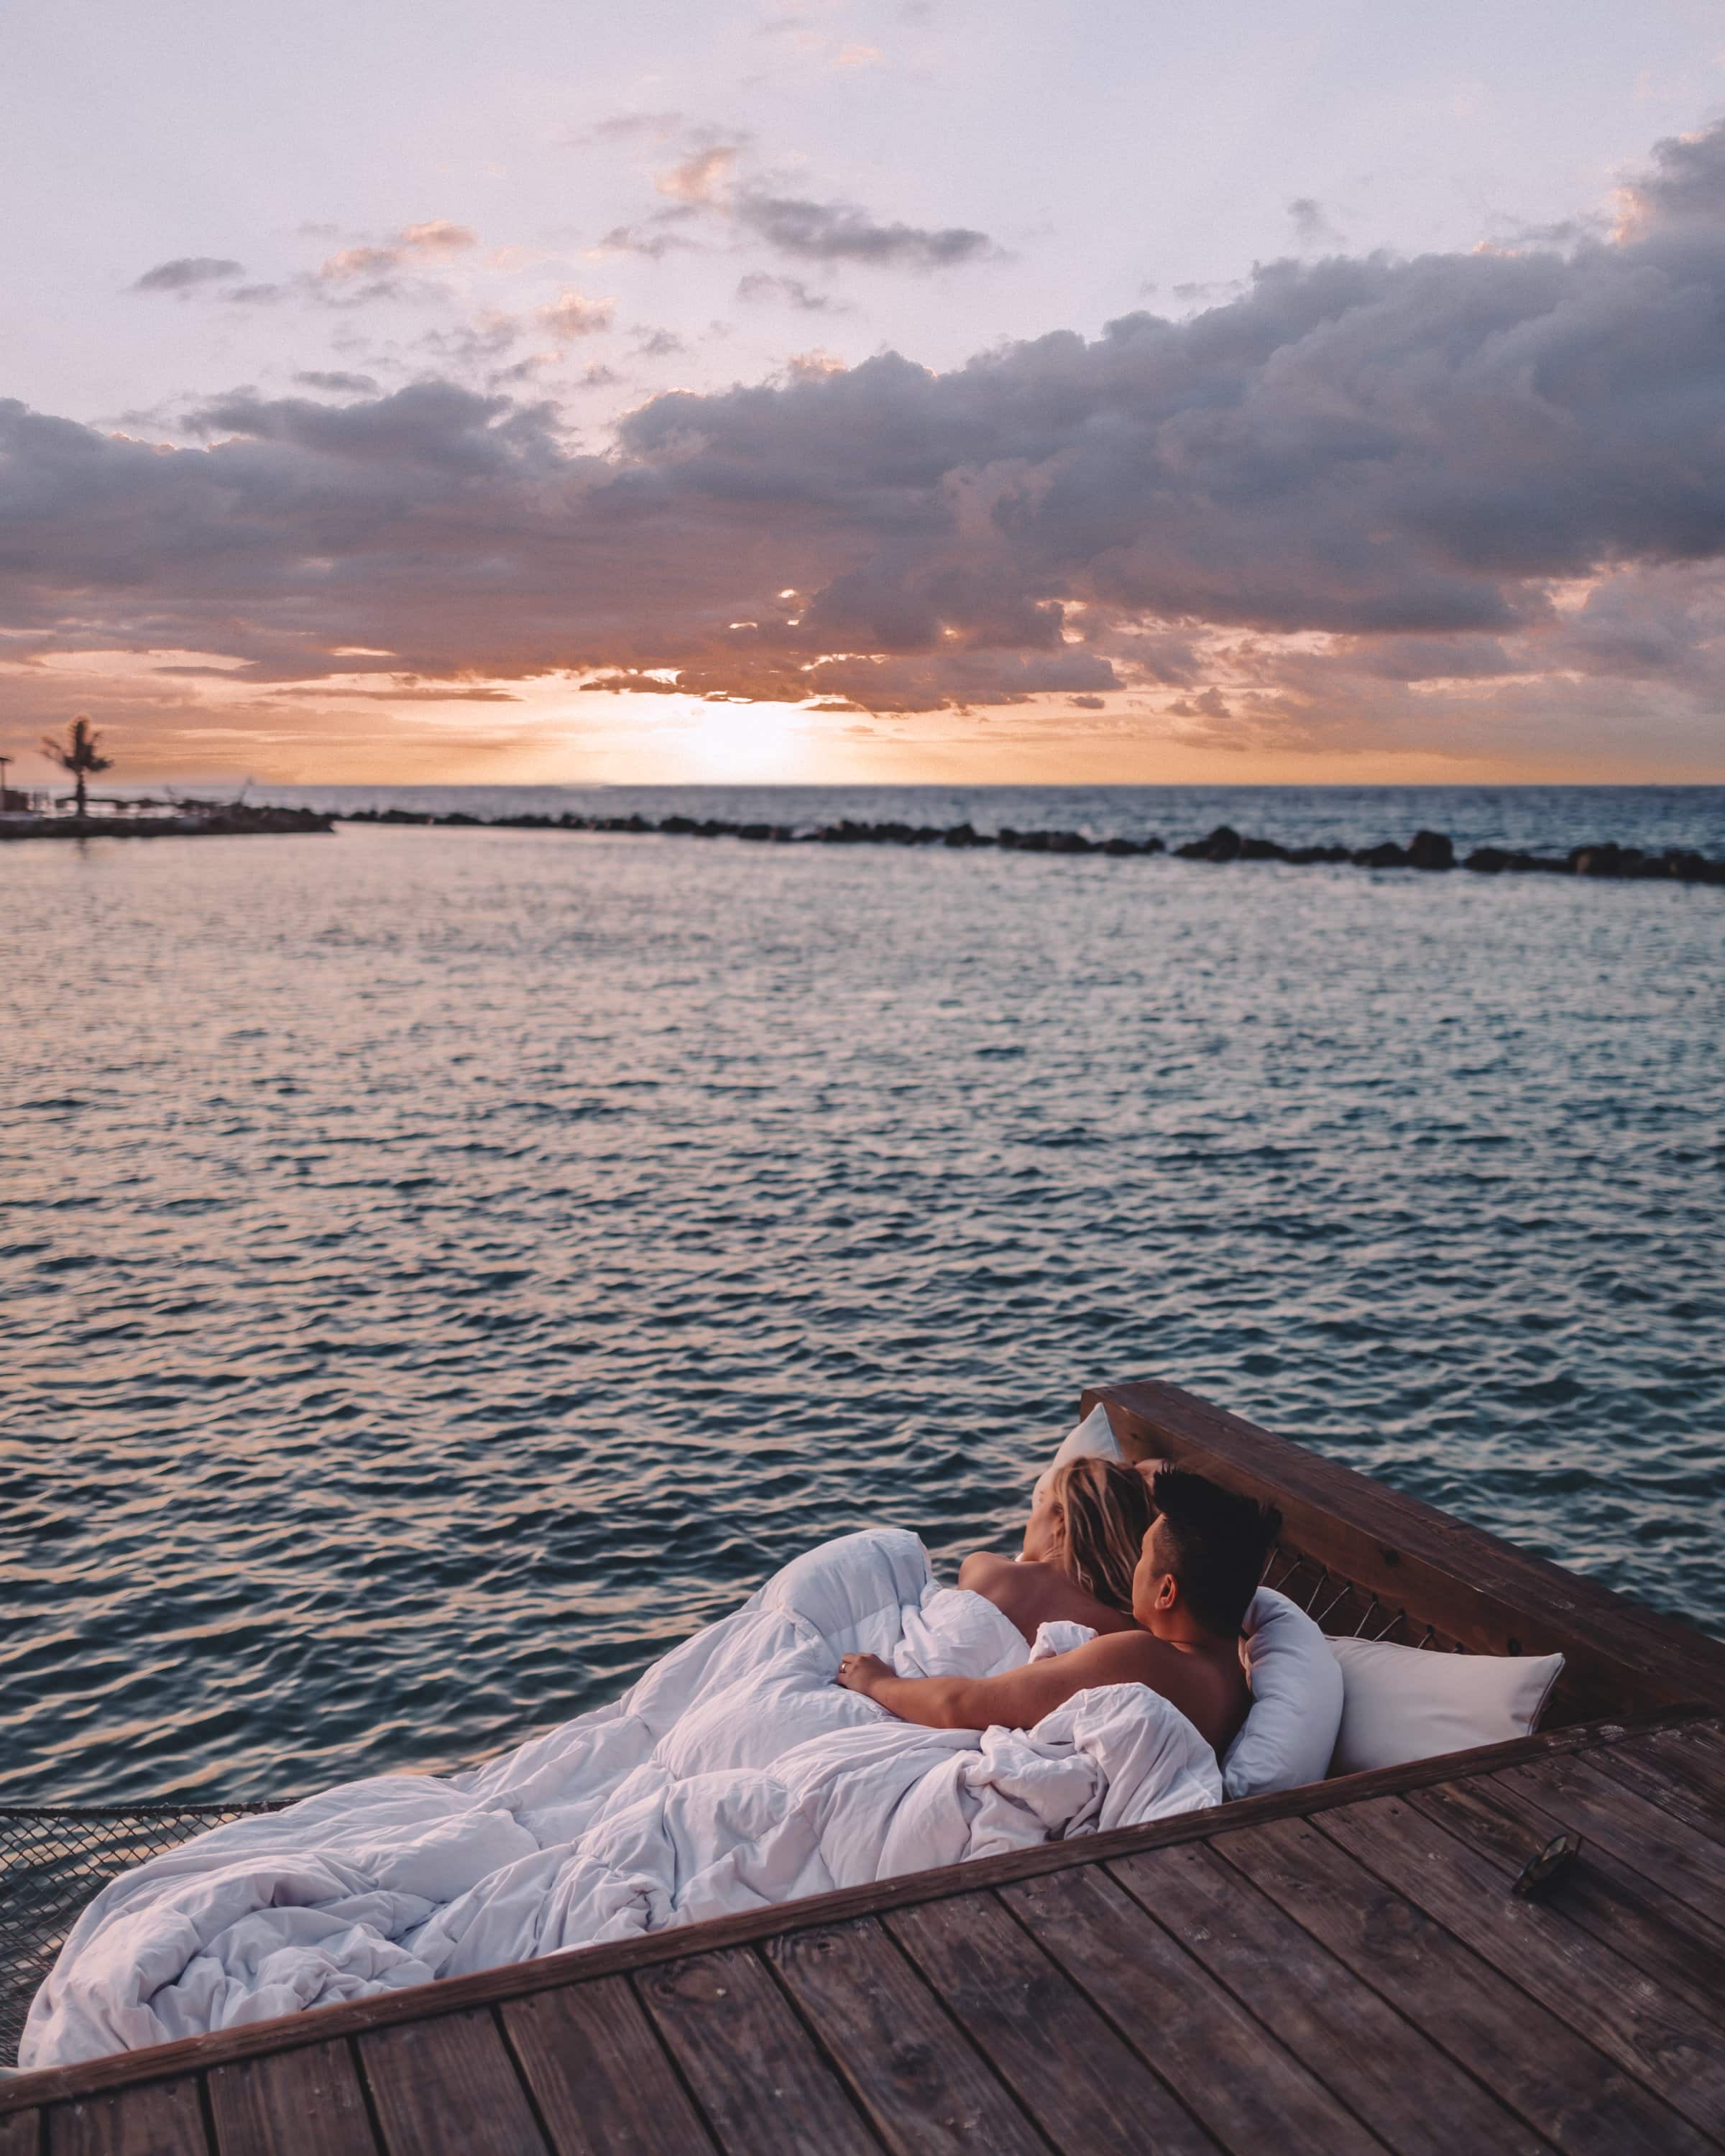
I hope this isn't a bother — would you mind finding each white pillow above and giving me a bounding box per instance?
[1044,1400,1123,1475]
[1328,1637,1564,1774]
[1221,1588,1344,1800]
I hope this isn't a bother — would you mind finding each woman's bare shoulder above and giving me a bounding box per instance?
[957,1549,1019,1585]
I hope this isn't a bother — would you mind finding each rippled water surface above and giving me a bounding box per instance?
[4,786,1722,1802]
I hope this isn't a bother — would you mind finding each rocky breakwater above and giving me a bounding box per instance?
[338,808,1724,886]
[0,803,335,841]
[1171,824,1723,883]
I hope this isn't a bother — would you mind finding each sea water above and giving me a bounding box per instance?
[2,786,1721,1802]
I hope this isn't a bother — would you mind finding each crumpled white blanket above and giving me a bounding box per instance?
[22,1528,1221,2067]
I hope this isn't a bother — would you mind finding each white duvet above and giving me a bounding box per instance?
[22,1528,1221,2068]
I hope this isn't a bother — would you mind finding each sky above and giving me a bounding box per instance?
[4,0,1725,788]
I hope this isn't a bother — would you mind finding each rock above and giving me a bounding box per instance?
[1407,830,1455,870]
[1464,847,1569,874]
[1352,841,1409,869]
[1239,836,1289,862]
[1176,824,1243,862]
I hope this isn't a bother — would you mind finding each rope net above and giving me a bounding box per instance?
[0,1802,283,2065]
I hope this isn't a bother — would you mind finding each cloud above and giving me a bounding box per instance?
[641,132,997,271]
[539,290,615,341]
[1287,198,1343,249]
[736,273,846,311]
[397,221,479,257]
[132,257,244,294]
[657,143,743,206]
[1615,121,1725,237]
[293,370,381,395]
[589,221,700,260]
[138,221,486,318]
[317,221,476,285]
[732,193,994,267]
[415,314,525,367]
[9,120,1725,756]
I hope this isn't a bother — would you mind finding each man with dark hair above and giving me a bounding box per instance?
[1143,1465,1282,1637]
[837,1465,1281,1756]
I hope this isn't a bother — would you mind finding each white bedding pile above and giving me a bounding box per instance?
[23,1528,1222,2068]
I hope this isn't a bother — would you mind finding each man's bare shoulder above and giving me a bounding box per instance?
[1067,1627,1167,1670]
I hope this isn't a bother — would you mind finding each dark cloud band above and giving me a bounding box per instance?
[12,123,1725,737]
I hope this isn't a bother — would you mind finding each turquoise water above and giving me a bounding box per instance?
[2,786,1721,1803]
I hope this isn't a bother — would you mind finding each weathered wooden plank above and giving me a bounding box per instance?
[1585,1726,1725,1844]
[47,2080,209,2156]
[1317,1795,1725,2139]
[1000,1861,1386,2156]
[635,1945,877,2156]
[206,2040,377,2156]
[1501,1743,1725,1907]
[0,2114,39,2156]
[1675,1715,1725,1769]
[1088,1378,1725,1713]
[886,1890,1218,2156]
[1106,1840,1547,2156]
[359,2009,546,2156]
[500,1978,715,2156]
[1220,1812,1707,2156]
[0,1714,1669,2123]
[768,1918,1048,2156]
[1408,1771,1725,2024]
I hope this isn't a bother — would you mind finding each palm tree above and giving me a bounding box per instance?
[42,716,113,820]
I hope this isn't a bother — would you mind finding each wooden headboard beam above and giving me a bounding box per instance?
[1085,1378,1725,1714]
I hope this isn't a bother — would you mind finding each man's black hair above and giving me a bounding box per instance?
[1147,1467,1282,1636]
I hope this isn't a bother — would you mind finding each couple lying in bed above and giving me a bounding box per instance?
[837,1460,1280,1758]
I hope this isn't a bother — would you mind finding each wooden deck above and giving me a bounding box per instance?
[6,1380,1724,2152]
[2,1713,1719,2154]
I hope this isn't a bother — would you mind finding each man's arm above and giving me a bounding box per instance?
[836,1632,1159,1731]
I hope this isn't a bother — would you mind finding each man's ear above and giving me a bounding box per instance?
[1156,1571,1178,1611]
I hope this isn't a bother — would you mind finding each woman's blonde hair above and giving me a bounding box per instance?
[1045,1457,1154,1613]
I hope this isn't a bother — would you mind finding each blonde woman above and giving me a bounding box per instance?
[956,1456,1154,1644]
